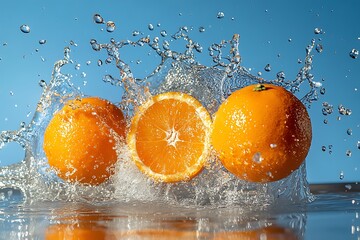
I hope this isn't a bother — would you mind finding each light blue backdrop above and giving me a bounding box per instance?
[0,0,359,183]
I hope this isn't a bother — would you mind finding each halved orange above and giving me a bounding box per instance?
[127,92,212,183]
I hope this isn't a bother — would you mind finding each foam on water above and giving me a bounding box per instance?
[0,22,321,208]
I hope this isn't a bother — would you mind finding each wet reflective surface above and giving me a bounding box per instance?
[1,184,359,239]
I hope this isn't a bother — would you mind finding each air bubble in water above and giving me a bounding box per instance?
[106,21,116,32]
[346,150,352,157]
[160,30,167,37]
[217,12,225,19]
[199,27,205,33]
[347,129,353,136]
[148,24,154,31]
[20,24,30,33]
[93,14,104,24]
[39,39,46,45]
[349,49,359,59]
[264,64,271,72]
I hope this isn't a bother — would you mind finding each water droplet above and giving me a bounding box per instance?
[314,27,322,34]
[132,30,140,36]
[347,129,353,136]
[217,12,225,19]
[339,171,344,180]
[349,49,359,59]
[39,39,46,45]
[86,60,91,65]
[20,24,30,33]
[316,44,323,53]
[93,14,104,24]
[297,59,302,64]
[323,119,328,124]
[276,71,286,81]
[357,141,360,149]
[81,72,86,78]
[106,21,116,32]
[136,60,141,64]
[38,79,47,88]
[345,184,352,190]
[321,146,326,151]
[160,30,167,37]
[264,64,271,72]
[346,150,352,157]
[75,63,80,70]
[70,40,78,47]
[288,38,292,42]
[257,71,262,76]
[199,27,205,33]
[338,104,352,115]
[320,87,326,95]
[252,152,263,163]
[270,143,277,148]
[148,24,154,31]
[97,59,103,66]
[157,23,161,27]
[231,17,235,21]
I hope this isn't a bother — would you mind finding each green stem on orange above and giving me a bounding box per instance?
[253,84,267,91]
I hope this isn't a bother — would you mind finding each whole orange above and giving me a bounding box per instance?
[211,84,312,183]
[43,97,126,185]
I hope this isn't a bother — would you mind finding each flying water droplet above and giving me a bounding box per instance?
[316,44,323,53]
[314,27,322,34]
[345,184,352,190]
[81,72,86,78]
[160,30,167,37]
[264,64,271,72]
[93,14,104,24]
[106,21,116,32]
[39,39,46,45]
[347,129,353,136]
[339,171,344,180]
[217,12,225,19]
[38,79,47,88]
[349,49,359,59]
[132,30,140,36]
[320,87,326,95]
[75,63,80,70]
[270,143,277,149]
[346,150,352,157]
[276,71,286,81]
[20,24,30,33]
[97,59,103,66]
[199,27,205,33]
[86,60,91,65]
[321,146,326,151]
[148,24,154,31]
[357,141,360,149]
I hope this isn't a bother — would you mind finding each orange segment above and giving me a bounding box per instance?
[43,97,126,185]
[127,92,212,183]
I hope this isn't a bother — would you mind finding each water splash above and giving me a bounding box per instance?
[0,26,320,207]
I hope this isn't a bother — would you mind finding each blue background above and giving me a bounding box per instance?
[0,0,359,184]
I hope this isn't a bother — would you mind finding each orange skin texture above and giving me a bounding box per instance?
[211,84,312,183]
[43,97,126,185]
